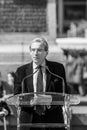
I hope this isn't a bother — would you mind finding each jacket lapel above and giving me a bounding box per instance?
[26,62,34,92]
[46,60,52,91]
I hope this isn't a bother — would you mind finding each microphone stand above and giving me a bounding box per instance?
[3,115,7,130]
[45,66,72,130]
[45,66,65,95]
[21,67,39,93]
[0,109,8,130]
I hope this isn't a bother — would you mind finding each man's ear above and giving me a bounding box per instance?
[46,51,48,56]
[30,50,32,56]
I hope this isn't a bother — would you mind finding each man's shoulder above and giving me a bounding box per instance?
[17,62,32,70]
[47,60,64,67]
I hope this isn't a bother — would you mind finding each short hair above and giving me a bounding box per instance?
[30,37,49,51]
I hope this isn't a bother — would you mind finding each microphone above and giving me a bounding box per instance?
[44,65,65,95]
[0,108,8,117]
[21,65,40,93]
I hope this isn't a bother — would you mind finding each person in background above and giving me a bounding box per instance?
[14,37,70,130]
[66,55,86,96]
[67,22,77,37]
[1,72,14,96]
[7,72,15,94]
[0,72,10,117]
[0,72,4,98]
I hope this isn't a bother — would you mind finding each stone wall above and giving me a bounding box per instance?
[0,0,47,32]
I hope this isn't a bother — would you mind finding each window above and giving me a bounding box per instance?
[63,0,87,33]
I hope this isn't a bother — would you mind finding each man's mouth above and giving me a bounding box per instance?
[33,57,38,60]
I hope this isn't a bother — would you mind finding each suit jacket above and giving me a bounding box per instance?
[14,60,69,127]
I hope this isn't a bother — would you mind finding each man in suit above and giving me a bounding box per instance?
[14,37,69,130]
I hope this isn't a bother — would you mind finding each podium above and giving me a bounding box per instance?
[6,92,80,130]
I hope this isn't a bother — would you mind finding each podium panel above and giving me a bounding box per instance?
[5,92,80,130]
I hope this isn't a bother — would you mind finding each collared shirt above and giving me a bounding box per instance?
[33,62,46,93]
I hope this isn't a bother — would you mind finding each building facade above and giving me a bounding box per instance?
[56,0,87,37]
[0,0,87,39]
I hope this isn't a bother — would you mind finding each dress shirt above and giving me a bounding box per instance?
[33,62,46,93]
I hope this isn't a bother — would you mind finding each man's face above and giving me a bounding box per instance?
[30,41,48,65]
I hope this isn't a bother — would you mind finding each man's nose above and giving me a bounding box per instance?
[34,50,38,54]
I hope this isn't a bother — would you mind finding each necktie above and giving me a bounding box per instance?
[37,66,43,93]
[35,66,45,115]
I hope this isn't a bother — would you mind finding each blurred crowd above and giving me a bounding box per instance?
[65,52,87,96]
[0,71,15,97]
[67,19,87,37]
[0,71,15,119]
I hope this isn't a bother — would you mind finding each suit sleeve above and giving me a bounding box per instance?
[61,64,69,94]
[53,62,69,94]
[48,61,70,94]
[14,68,23,95]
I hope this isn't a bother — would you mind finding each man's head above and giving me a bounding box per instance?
[30,37,48,65]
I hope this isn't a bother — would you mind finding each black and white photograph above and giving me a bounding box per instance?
[0,0,87,130]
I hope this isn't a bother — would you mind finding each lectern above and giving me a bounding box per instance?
[6,92,80,130]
